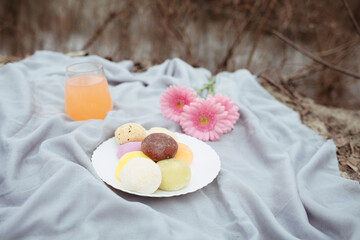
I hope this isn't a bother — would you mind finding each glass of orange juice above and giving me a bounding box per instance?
[65,62,113,121]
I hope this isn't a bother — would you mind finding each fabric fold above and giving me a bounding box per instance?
[0,51,359,240]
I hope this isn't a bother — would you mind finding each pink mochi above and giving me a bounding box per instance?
[117,142,142,158]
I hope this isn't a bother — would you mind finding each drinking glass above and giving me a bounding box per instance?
[65,62,113,121]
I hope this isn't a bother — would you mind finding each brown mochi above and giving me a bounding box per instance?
[141,133,178,162]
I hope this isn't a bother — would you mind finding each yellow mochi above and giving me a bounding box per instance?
[115,151,150,182]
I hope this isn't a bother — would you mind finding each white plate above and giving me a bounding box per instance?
[91,132,221,197]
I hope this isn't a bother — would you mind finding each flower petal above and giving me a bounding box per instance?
[160,86,197,123]
[179,98,228,141]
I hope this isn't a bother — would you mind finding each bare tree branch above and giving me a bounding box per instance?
[258,74,297,99]
[216,1,262,73]
[342,0,360,38]
[271,30,360,79]
[246,0,277,69]
[82,11,121,50]
[317,39,359,57]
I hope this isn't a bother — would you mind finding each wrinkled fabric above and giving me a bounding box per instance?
[0,51,359,240]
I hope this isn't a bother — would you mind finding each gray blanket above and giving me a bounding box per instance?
[0,51,359,239]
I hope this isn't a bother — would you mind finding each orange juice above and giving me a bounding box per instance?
[65,74,113,121]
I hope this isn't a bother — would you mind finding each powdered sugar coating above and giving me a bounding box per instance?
[141,133,178,162]
[120,157,162,194]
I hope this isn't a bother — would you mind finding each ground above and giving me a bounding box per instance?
[260,76,360,182]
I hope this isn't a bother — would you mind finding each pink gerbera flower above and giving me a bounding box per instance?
[160,86,197,122]
[179,98,232,141]
[207,94,240,133]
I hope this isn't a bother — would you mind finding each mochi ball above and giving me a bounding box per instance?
[115,123,146,145]
[148,127,178,142]
[141,133,178,162]
[120,157,162,194]
[157,158,191,191]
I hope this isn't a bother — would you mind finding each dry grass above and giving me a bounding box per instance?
[261,75,360,181]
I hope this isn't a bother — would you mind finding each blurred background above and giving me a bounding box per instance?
[1,0,360,109]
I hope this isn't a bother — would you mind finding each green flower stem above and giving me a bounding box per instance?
[196,80,213,94]
[196,77,216,96]
[209,77,216,95]
[208,83,213,95]
[210,81,216,95]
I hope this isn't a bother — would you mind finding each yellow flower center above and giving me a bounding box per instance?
[177,101,184,109]
[199,116,210,125]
